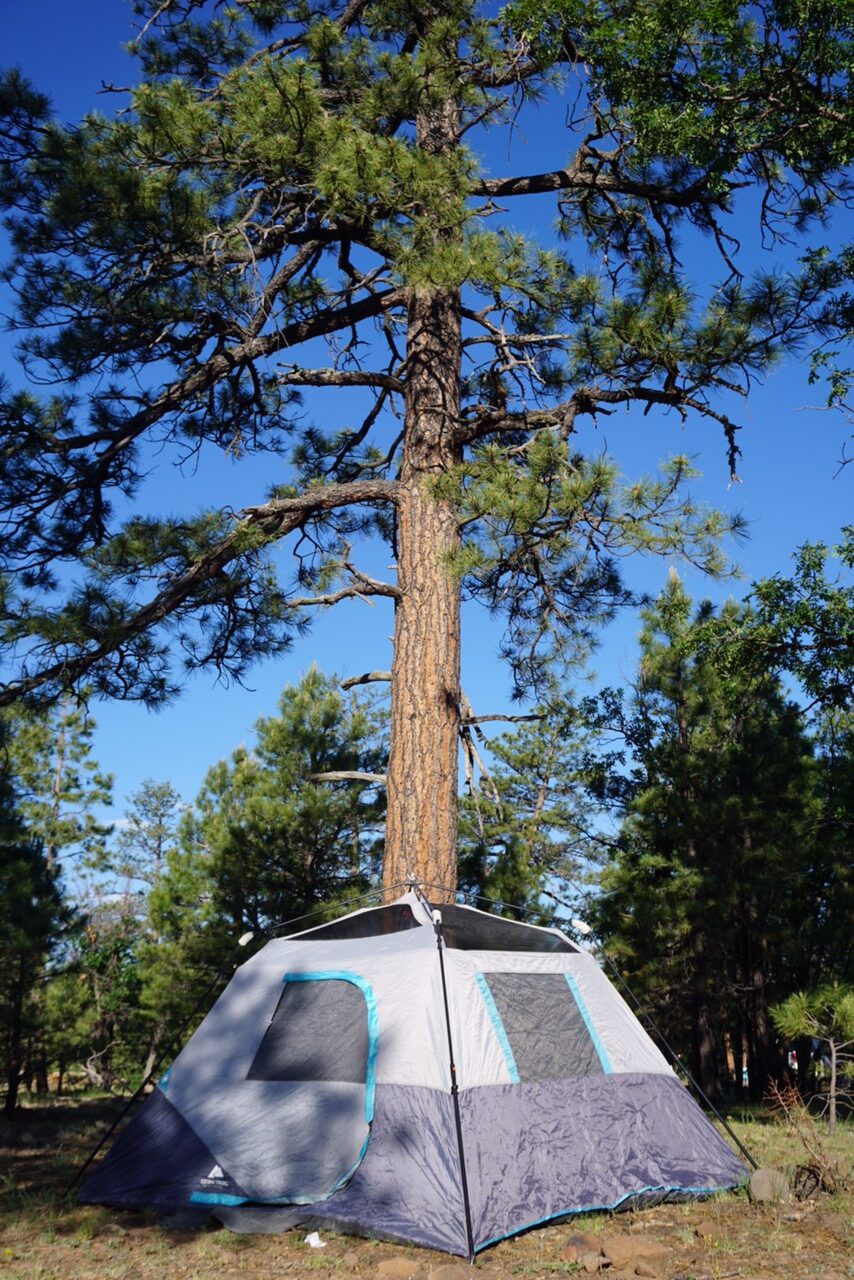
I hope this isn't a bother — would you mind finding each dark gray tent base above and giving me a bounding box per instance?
[81,1074,746,1256]
[213,1186,718,1248]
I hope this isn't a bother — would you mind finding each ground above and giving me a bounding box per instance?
[0,1098,851,1280]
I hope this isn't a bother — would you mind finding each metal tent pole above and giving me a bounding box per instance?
[416,879,759,1173]
[432,908,477,1261]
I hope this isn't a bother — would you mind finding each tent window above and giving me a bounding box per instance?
[291,903,420,941]
[431,903,576,952]
[479,972,611,1081]
[248,976,370,1083]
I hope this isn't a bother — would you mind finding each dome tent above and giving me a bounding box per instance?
[80,892,746,1256]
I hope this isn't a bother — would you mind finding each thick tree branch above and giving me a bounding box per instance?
[32,288,403,472]
[274,366,403,391]
[458,383,743,477]
[471,167,723,209]
[341,670,392,690]
[288,573,399,609]
[241,478,398,527]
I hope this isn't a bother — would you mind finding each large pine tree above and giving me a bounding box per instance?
[1,2,852,891]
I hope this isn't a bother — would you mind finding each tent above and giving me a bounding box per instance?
[80,892,746,1255]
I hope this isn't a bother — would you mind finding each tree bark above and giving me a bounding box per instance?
[744,881,779,1101]
[690,924,721,1102]
[828,1038,837,1134]
[384,92,462,901]
[4,966,24,1116]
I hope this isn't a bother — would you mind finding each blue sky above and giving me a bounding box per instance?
[2,1,851,824]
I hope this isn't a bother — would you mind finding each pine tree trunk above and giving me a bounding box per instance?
[384,94,462,901]
[745,885,778,1101]
[690,925,720,1102]
[4,968,24,1116]
[828,1038,837,1134]
[143,1035,160,1083]
[795,1034,814,1096]
[34,1046,49,1096]
[734,1003,747,1098]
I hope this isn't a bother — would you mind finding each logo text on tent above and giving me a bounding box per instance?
[200,1164,226,1187]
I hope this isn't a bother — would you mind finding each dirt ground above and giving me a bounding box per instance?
[1,1097,851,1280]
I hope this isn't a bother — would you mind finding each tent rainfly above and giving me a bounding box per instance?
[80,892,746,1255]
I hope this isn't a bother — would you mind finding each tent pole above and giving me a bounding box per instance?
[417,880,759,1174]
[432,909,477,1262]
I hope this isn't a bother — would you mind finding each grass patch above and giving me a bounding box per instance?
[0,1095,851,1280]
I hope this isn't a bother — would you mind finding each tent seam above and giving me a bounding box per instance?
[564,972,613,1073]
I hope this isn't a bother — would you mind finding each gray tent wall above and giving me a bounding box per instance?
[80,892,746,1254]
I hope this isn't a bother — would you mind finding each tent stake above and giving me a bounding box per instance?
[433,909,477,1262]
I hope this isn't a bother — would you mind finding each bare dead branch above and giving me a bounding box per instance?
[460,713,546,726]
[341,670,392,690]
[310,770,387,784]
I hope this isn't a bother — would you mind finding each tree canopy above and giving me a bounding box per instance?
[1,0,852,887]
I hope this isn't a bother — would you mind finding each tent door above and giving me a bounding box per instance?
[190,971,377,1207]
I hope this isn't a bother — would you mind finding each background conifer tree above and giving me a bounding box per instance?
[592,561,852,1101]
[4,699,112,874]
[0,720,67,1113]
[135,668,385,1035]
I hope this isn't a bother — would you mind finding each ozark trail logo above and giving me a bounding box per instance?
[200,1164,227,1187]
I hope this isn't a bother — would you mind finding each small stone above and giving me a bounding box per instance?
[340,1249,361,1270]
[600,1234,636,1267]
[377,1257,421,1280]
[581,1251,604,1274]
[693,1219,725,1242]
[93,1222,128,1238]
[632,1242,668,1263]
[601,1235,668,1268]
[748,1167,790,1204]
[820,1212,852,1238]
[634,1264,660,1279]
[430,1266,479,1280]
[563,1231,602,1262]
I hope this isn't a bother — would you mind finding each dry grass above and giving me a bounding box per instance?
[0,1097,851,1280]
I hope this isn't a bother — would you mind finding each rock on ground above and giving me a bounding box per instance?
[375,1258,422,1280]
[600,1233,670,1270]
[562,1230,603,1263]
[748,1166,791,1204]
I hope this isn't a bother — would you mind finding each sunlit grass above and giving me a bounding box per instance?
[0,1096,851,1280]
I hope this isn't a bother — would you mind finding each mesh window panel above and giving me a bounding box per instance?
[483,972,603,1082]
[431,903,575,952]
[290,903,420,941]
[248,979,369,1083]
